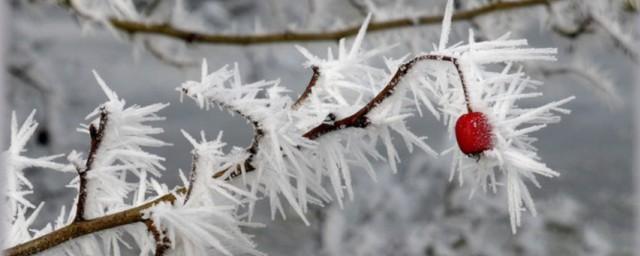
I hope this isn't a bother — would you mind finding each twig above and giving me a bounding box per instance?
[218,64,324,180]
[181,86,265,180]
[58,0,553,45]
[144,220,171,256]
[5,188,184,256]
[214,54,467,178]
[73,167,88,222]
[183,154,198,202]
[74,109,108,222]
[303,54,468,139]
[292,66,321,109]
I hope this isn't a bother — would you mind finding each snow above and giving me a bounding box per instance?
[3,0,637,255]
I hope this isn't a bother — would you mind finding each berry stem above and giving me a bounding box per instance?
[413,55,473,113]
[452,58,473,113]
[453,59,473,113]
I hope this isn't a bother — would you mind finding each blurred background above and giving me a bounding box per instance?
[3,0,639,255]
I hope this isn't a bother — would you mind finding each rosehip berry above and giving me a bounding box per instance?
[455,112,493,156]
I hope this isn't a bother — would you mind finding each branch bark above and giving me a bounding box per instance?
[73,167,88,222]
[303,54,467,139]
[213,54,466,177]
[183,154,198,202]
[292,66,321,109]
[180,87,265,180]
[95,0,551,45]
[5,189,183,256]
[74,109,108,222]
[144,220,171,256]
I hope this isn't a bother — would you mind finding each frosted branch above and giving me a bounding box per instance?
[55,0,550,45]
[292,66,321,109]
[143,220,170,256]
[74,109,108,222]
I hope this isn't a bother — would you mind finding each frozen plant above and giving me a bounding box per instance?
[4,1,579,255]
[10,0,636,178]
[2,111,72,247]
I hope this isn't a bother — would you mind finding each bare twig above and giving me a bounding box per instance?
[180,87,265,180]
[84,110,108,171]
[57,0,552,45]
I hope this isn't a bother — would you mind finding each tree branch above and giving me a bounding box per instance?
[5,187,184,256]
[73,167,88,222]
[214,54,466,178]
[292,66,321,109]
[218,65,322,179]
[183,154,198,202]
[74,109,108,222]
[144,220,171,256]
[83,0,551,45]
[180,86,265,180]
[303,54,467,139]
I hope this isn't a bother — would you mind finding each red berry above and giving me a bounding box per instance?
[455,112,493,156]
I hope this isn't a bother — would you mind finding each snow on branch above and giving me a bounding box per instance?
[4,0,580,254]
[431,31,571,232]
[76,71,171,219]
[145,198,262,256]
[2,111,72,247]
